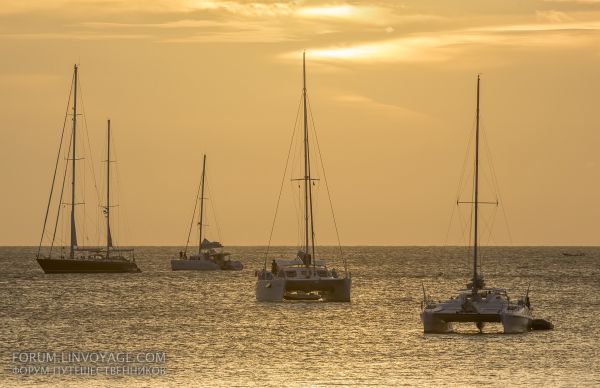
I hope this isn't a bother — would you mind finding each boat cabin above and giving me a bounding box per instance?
[258,258,339,280]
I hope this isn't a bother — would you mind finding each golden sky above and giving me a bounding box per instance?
[1,0,599,246]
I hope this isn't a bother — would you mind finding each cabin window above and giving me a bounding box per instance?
[285,271,296,278]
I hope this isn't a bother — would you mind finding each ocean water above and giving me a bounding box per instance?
[1,246,599,387]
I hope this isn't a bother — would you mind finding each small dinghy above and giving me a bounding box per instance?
[283,291,322,301]
[562,252,585,257]
[531,319,554,330]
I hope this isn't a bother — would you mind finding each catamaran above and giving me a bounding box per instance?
[255,53,351,302]
[36,65,139,273]
[171,154,243,271]
[420,75,532,333]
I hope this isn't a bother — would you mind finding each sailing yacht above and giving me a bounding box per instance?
[255,53,351,302]
[36,66,139,273]
[420,76,532,333]
[171,154,243,271]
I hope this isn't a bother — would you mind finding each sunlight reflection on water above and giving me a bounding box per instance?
[1,246,599,386]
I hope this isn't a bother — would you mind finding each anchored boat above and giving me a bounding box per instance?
[36,65,139,273]
[255,53,351,302]
[171,154,243,271]
[421,76,532,333]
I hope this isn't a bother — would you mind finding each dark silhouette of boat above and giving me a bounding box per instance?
[35,65,140,274]
[170,154,243,271]
[37,251,140,273]
[562,252,585,257]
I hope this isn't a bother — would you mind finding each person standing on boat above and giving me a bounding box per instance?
[271,259,278,274]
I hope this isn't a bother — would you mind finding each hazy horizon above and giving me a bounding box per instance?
[2,1,599,246]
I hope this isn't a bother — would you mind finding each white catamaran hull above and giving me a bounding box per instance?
[171,259,219,271]
[501,310,532,334]
[255,276,352,302]
[256,278,286,302]
[421,310,454,333]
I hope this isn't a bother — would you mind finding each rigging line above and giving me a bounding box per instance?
[264,92,303,268]
[77,78,102,207]
[477,203,494,243]
[455,118,477,204]
[455,201,470,251]
[112,131,129,248]
[49,128,74,258]
[306,94,346,274]
[289,104,303,249]
[83,156,86,246]
[482,205,499,247]
[37,71,74,259]
[481,123,514,245]
[443,205,457,247]
[446,117,477,247]
[291,180,302,248]
[479,206,500,273]
[184,166,203,255]
[111,131,118,247]
[206,180,222,243]
[297,183,302,249]
[467,187,474,271]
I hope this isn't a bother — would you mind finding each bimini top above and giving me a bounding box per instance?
[274,258,327,268]
[201,239,223,249]
[456,287,508,295]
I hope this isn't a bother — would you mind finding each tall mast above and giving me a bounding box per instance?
[198,154,207,256]
[302,52,316,266]
[69,64,78,259]
[106,119,111,259]
[473,74,481,293]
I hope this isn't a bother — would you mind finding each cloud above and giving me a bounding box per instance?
[334,93,429,120]
[161,26,293,43]
[81,19,297,43]
[536,10,575,22]
[283,34,479,63]
[0,32,150,41]
[544,0,600,3]
[182,0,294,17]
[283,20,600,64]
[474,20,600,32]
[2,1,599,50]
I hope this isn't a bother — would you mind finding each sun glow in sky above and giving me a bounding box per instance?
[298,5,354,17]
[1,0,600,246]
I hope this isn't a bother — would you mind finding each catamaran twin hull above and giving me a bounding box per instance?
[36,258,141,273]
[256,277,352,302]
[421,307,532,334]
